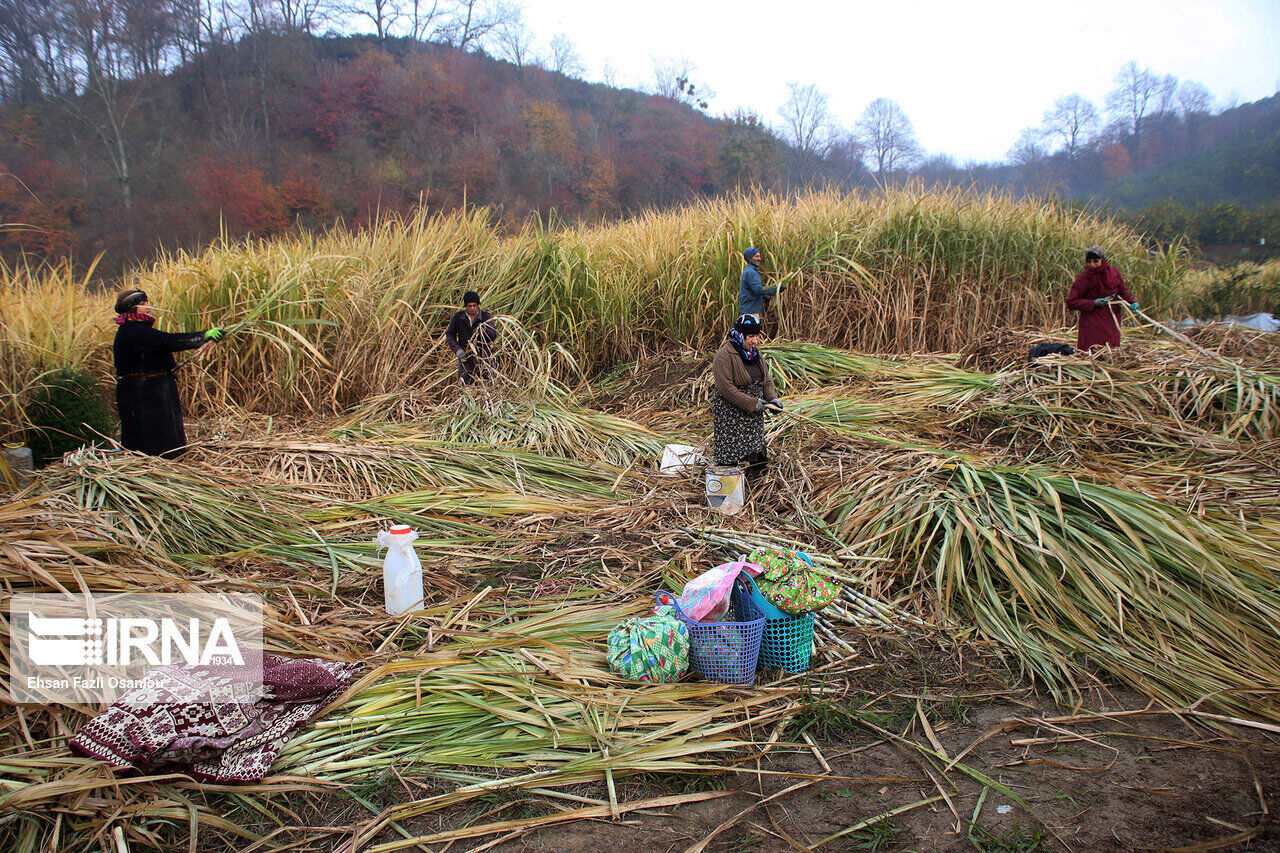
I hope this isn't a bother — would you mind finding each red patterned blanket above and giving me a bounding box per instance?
[70,652,361,782]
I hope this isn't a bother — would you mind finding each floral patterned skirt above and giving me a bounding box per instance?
[712,382,766,466]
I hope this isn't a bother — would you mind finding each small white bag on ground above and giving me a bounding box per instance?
[660,444,703,475]
[375,525,424,615]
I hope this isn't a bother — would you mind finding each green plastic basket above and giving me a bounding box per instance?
[739,569,816,673]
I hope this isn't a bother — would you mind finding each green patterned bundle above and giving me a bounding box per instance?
[748,547,839,614]
[607,605,690,683]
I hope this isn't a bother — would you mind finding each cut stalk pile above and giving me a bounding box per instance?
[276,602,789,782]
[811,450,1280,718]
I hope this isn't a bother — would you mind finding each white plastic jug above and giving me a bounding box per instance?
[374,525,424,616]
[0,443,34,489]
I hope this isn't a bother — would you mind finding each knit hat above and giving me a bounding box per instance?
[733,314,762,335]
[1085,246,1106,262]
[743,247,760,262]
[462,290,480,306]
[115,289,147,313]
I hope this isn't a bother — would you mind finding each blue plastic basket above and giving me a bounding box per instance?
[738,574,816,673]
[655,586,765,684]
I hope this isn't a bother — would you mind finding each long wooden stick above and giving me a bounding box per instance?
[1118,301,1280,389]
[1119,302,1245,369]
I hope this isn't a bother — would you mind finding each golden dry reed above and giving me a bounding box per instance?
[0,186,1187,432]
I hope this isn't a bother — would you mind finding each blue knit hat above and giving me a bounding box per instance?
[743,247,760,262]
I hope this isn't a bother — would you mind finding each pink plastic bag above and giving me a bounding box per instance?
[679,560,763,622]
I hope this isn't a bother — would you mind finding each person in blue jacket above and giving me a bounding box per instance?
[738,247,780,320]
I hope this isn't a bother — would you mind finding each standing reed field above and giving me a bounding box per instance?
[1,187,1188,428]
[1175,258,1280,319]
[0,258,111,438]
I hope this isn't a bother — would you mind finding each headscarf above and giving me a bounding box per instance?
[729,313,761,362]
[115,289,147,314]
[728,328,759,363]
[113,289,153,325]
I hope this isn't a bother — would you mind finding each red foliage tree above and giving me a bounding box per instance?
[444,133,499,202]
[1100,143,1132,182]
[309,78,358,148]
[277,168,333,227]
[617,97,717,207]
[189,159,287,237]
[0,153,87,263]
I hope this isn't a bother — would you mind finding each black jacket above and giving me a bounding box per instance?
[444,309,497,355]
[113,319,208,458]
[113,321,207,376]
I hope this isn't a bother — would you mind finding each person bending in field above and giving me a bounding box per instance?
[1065,245,1138,352]
[444,290,498,386]
[112,289,223,458]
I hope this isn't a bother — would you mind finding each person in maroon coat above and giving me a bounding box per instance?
[1065,246,1138,351]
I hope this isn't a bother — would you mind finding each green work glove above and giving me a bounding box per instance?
[204,326,224,341]
[1128,302,1139,311]
[1093,297,1110,308]
[767,398,784,410]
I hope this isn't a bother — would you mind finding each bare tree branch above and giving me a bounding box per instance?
[778,81,837,180]
[437,0,511,51]
[1106,61,1160,144]
[854,97,920,175]
[1041,93,1098,159]
[546,33,581,76]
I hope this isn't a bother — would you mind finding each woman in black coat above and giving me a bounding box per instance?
[112,289,223,458]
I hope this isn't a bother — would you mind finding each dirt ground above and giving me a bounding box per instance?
[284,637,1280,853]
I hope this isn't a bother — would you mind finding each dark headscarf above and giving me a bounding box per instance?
[728,314,761,363]
[114,289,147,314]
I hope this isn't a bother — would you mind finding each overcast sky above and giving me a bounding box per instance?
[515,0,1280,164]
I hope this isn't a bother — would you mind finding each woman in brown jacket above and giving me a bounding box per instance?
[711,314,783,478]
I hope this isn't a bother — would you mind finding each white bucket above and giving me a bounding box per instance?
[660,443,703,475]
[0,443,34,489]
[705,466,745,515]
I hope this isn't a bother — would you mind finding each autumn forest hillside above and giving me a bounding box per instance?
[0,32,809,274]
[2,19,1277,277]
